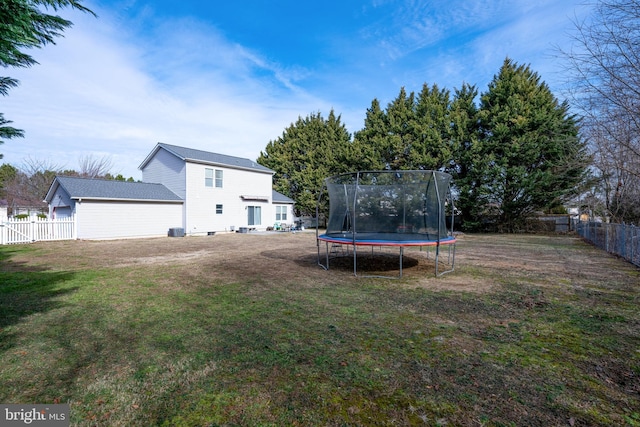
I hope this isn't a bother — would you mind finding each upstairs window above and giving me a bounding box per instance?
[205,168,214,187]
[205,168,223,188]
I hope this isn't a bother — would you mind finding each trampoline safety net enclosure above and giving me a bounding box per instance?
[317,170,456,277]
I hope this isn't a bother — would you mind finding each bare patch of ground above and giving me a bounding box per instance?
[8,230,637,294]
[2,231,639,426]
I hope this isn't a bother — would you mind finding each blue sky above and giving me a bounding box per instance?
[2,0,592,179]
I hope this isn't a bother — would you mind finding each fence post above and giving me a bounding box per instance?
[631,225,635,265]
[0,223,4,245]
[622,223,627,262]
[632,225,638,266]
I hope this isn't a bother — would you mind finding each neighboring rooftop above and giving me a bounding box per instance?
[45,176,183,202]
[139,142,274,174]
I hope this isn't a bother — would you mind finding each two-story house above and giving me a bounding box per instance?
[140,143,286,234]
[44,143,296,239]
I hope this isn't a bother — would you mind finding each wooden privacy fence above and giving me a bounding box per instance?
[575,220,640,267]
[0,217,76,245]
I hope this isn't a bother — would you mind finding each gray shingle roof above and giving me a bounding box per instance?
[272,190,294,204]
[48,176,183,202]
[141,143,274,174]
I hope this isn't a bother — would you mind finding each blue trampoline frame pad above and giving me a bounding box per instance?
[317,234,456,247]
[317,234,457,277]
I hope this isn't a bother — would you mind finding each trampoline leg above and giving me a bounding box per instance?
[317,240,330,271]
[435,243,456,277]
[399,246,404,278]
[317,239,329,271]
[326,241,330,270]
[353,244,358,276]
[450,244,456,271]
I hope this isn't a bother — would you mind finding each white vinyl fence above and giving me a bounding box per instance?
[0,217,76,245]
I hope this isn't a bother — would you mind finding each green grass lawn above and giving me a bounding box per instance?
[0,233,639,426]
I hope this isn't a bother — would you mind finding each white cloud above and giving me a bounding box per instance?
[0,0,593,180]
[463,1,593,93]
[367,0,594,100]
[1,4,331,179]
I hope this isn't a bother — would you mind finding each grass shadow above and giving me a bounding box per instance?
[262,247,423,275]
[0,246,77,352]
[327,251,420,273]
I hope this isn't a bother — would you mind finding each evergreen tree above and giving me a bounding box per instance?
[0,115,23,159]
[0,163,17,200]
[0,0,95,156]
[411,83,452,170]
[447,83,481,229]
[384,87,416,169]
[470,58,589,231]
[354,86,452,171]
[257,110,352,216]
[351,99,387,171]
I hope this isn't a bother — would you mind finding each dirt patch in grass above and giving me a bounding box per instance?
[7,232,439,284]
[1,231,639,426]
[3,232,512,288]
[12,231,632,292]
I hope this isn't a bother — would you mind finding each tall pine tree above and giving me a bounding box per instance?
[411,83,452,170]
[257,110,353,216]
[448,83,482,228]
[353,86,452,171]
[467,58,589,231]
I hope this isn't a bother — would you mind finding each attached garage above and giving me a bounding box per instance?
[45,176,184,240]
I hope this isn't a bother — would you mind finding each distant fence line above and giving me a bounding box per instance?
[0,217,76,245]
[575,220,640,267]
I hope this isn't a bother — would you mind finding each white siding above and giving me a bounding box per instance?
[48,186,74,219]
[75,200,183,239]
[141,148,187,199]
[184,162,274,234]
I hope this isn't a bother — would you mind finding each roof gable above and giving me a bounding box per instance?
[139,143,274,174]
[45,176,183,203]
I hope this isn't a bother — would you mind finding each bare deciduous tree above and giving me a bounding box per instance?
[2,154,120,215]
[3,157,63,213]
[561,0,640,223]
[78,154,114,178]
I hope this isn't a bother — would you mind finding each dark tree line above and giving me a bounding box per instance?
[260,58,590,231]
[0,155,134,215]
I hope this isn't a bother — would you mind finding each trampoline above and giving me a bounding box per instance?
[316,170,456,277]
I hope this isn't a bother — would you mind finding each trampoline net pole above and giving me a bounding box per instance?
[352,172,360,276]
